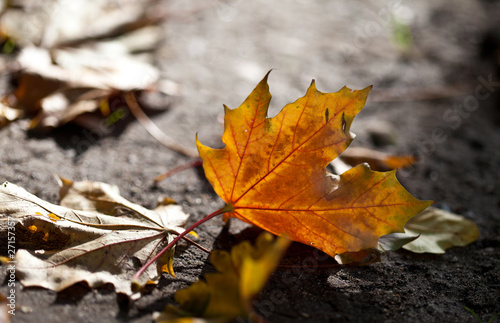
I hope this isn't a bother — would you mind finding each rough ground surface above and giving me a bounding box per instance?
[1,0,500,322]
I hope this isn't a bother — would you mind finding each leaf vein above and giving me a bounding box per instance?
[233,106,348,204]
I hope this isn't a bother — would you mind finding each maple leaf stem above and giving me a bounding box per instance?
[132,205,232,286]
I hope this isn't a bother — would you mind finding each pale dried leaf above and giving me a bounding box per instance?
[0,102,23,128]
[0,0,149,47]
[17,47,159,93]
[8,46,160,131]
[0,180,190,295]
[402,207,480,254]
[377,232,420,251]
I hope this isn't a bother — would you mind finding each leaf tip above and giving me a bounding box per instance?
[305,79,318,95]
[195,133,206,153]
[255,70,272,90]
[55,175,73,188]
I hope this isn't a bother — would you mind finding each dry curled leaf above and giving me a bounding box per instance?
[0,102,23,128]
[155,232,290,323]
[0,0,171,132]
[402,206,480,254]
[0,0,154,48]
[4,46,160,131]
[0,179,190,295]
[336,205,480,261]
[377,232,420,252]
[197,73,431,258]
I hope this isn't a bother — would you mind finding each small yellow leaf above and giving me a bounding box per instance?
[28,225,37,233]
[161,247,176,278]
[35,211,61,222]
[0,256,11,264]
[157,232,290,322]
[158,197,178,206]
[48,213,61,222]
[99,98,111,116]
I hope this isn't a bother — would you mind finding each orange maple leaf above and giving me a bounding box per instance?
[196,73,431,257]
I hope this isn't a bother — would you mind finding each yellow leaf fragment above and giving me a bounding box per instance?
[48,213,61,222]
[0,256,11,264]
[161,246,177,278]
[34,211,61,222]
[156,233,290,323]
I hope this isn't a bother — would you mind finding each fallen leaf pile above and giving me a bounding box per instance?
[155,232,290,323]
[0,72,481,322]
[0,178,189,295]
[197,73,432,258]
[5,47,162,131]
[0,0,175,132]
